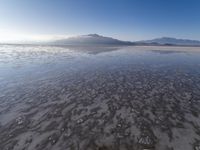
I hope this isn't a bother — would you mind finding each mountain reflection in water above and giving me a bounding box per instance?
[1,45,200,150]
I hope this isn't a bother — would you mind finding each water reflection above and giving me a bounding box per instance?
[150,49,185,54]
[0,45,200,150]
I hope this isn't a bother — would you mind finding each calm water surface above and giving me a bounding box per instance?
[0,45,200,150]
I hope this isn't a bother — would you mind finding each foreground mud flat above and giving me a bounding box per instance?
[0,45,200,150]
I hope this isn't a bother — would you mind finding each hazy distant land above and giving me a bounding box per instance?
[1,34,200,47]
[49,34,200,46]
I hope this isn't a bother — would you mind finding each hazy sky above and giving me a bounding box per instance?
[0,0,200,42]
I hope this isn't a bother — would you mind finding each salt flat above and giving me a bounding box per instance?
[0,45,200,150]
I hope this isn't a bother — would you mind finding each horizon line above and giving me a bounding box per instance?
[0,33,200,44]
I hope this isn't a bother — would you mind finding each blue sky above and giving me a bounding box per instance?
[0,0,200,41]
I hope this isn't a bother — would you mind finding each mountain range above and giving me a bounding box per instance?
[49,34,200,46]
[2,34,200,46]
[139,37,200,46]
[50,34,133,45]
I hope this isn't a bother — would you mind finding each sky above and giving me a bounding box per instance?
[0,0,200,42]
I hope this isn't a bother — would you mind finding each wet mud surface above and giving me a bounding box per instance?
[1,45,200,150]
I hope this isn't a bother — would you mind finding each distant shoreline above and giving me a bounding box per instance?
[1,43,200,47]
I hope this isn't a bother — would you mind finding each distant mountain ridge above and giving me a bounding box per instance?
[140,37,200,46]
[47,34,200,46]
[51,34,134,45]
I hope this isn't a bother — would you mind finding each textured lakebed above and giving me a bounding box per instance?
[0,45,200,150]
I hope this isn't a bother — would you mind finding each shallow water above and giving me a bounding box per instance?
[0,45,200,150]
